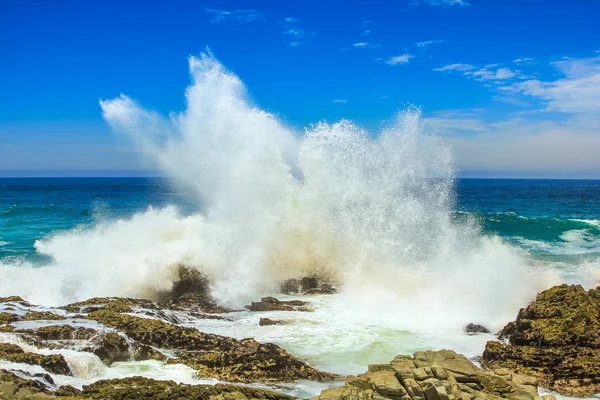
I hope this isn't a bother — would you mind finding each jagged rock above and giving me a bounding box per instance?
[280,279,300,295]
[482,284,600,396]
[0,343,71,375]
[160,265,236,314]
[246,297,310,312]
[86,309,333,383]
[300,277,320,292]
[464,323,490,335]
[260,318,285,326]
[312,350,552,400]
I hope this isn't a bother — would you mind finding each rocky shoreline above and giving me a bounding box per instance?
[1,278,600,399]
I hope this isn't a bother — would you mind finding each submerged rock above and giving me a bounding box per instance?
[246,297,310,312]
[313,349,553,400]
[259,318,285,326]
[482,284,600,396]
[464,323,490,335]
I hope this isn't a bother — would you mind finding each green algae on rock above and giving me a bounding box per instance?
[313,350,553,400]
[482,284,600,396]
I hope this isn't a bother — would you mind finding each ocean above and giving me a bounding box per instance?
[1,54,600,396]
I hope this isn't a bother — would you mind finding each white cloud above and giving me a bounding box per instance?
[427,112,600,175]
[361,20,373,36]
[332,99,348,103]
[506,56,600,113]
[411,0,471,7]
[513,58,535,64]
[352,42,381,49]
[416,40,445,48]
[434,63,475,72]
[281,17,315,46]
[205,9,263,23]
[435,63,522,82]
[386,54,414,65]
[468,66,518,81]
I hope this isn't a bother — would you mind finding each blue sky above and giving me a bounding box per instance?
[1,0,599,177]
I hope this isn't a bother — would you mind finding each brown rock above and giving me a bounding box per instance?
[482,284,600,396]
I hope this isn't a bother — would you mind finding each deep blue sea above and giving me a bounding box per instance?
[1,177,599,269]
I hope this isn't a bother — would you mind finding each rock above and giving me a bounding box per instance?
[0,370,296,399]
[0,343,71,375]
[85,332,165,365]
[246,297,310,312]
[23,311,66,321]
[0,312,20,325]
[280,277,337,295]
[300,276,320,292]
[464,323,490,335]
[259,318,285,326]
[312,350,550,400]
[304,284,337,295]
[482,284,600,396]
[160,265,236,314]
[280,279,300,295]
[85,308,333,383]
[0,296,30,305]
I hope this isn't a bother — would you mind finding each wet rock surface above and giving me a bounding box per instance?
[260,318,285,326]
[280,277,337,295]
[482,284,600,396]
[84,308,333,383]
[0,371,297,399]
[246,297,310,312]
[0,343,71,375]
[464,324,490,335]
[313,350,553,400]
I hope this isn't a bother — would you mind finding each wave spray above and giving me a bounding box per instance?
[0,54,551,331]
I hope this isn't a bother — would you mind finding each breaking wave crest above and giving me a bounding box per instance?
[0,53,566,330]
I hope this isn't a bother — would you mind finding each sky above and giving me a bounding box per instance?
[0,0,599,178]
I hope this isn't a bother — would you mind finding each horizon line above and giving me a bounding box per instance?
[0,170,599,180]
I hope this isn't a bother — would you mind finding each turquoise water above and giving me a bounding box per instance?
[2,178,599,267]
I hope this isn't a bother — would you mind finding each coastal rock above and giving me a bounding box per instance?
[85,309,333,382]
[464,323,490,335]
[0,312,20,325]
[0,343,71,375]
[312,350,551,400]
[160,265,236,314]
[482,284,600,396]
[280,277,338,295]
[260,318,285,326]
[0,371,296,399]
[246,297,310,312]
